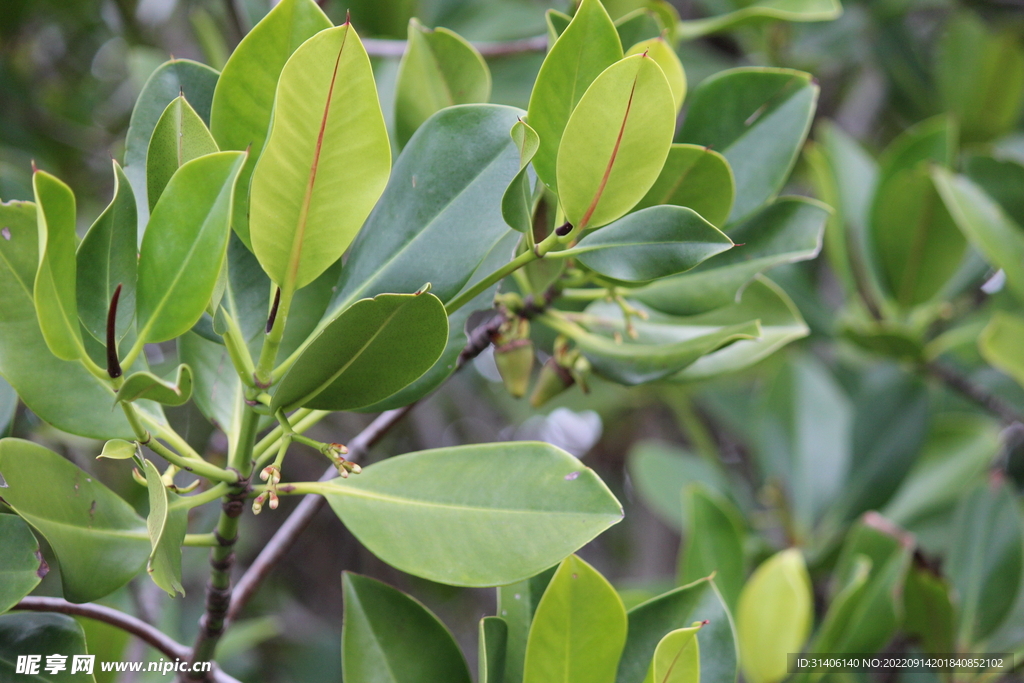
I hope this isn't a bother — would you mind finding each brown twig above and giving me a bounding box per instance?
[925,361,1024,426]
[363,35,547,59]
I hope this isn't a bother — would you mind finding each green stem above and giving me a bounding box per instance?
[446,231,561,315]
[172,483,232,510]
[561,287,615,301]
[254,287,292,388]
[221,312,257,389]
[139,412,204,461]
[182,533,219,547]
[120,404,236,483]
[253,409,327,468]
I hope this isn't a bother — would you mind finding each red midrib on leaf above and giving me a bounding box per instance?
[288,26,349,289]
[578,66,640,230]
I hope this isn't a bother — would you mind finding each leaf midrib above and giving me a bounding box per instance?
[329,484,617,517]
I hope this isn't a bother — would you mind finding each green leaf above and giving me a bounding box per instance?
[0,613,95,683]
[557,54,675,230]
[0,201,134,439]
[806,555,872,658]
[949,480,1024,645]
[116,364,193,407]
[625,37,686,112]
[527,0,622,193]
[250,23,390,295]
[395,19,491,149]
[546,9,572,43]
[631,197,827,316]
[77,617,128,683]
[567,206,732,283]
[645,625,701,683]
[964,155,1024,228]
[272,292,448,411]
[136,151,247,344]
[933,167,1024,303]
[677,68,817,224]
[937,12,1024,143]
[146,95,219,212]
[76,161,137,343]
[497,567,557,683]
[615,9,664,50]
[676,0,842,40]
[480,617,508,683]
[980,313,1024,389]
[523,555,627,683]
[736,549,812,683]
[32,170,82,362]
[96,439,137,460]
[903,561,956,656]
[209,0,331,250]
[123,59,219,230]
[669,277,808,382]
[626,440,729,531]
[317,442,622,586]
[341,572,472,683]
[616,577,738,683]
[679,484,745,611]
[633,144,734,228]
[502,119,540,233]
[0,439,149,603]
[142,459,186,597]
[0,513,45,614]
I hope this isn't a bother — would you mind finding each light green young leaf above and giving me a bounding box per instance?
[625,37,686,112]
[677,68,817,223]
[395,19,491,148]
[250,23,390,296]
[0,438,149,603]
[341,572,472,683]
[146,95,219,212]
[502,119,540,233]
[558,54,675,230]
[643,625,701,683]
[32,170,82,362]
[97,439,137,461]
[142,459,186,597]
[676,0,842,40]
[736,549,812,683]
[115,364,193,407]
[272,293,448,411]
[0,513,45,614]
[528,0,622,192]
[316,442,623,586]
[633,144,734,228]
[136,151,246,344]
[979,313,1024,390]
[565,206,733,283]
[523,555,627,683]
[77,161,137,343]
[0,613,95,682]
[679,484,745,610]
[209,0,331,250]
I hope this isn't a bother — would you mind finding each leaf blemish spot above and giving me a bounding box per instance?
[35,551,49,578]
[564,471,580,480]
[0,470,7,487]
[1,227,10,240]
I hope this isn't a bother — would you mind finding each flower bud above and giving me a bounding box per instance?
[252,492,267,515]
[530,356,575,407]
[494,338,535,398]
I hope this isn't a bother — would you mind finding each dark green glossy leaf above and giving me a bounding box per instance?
[317,442,623,586]
[77,161,137,343]
[142,459,186,597]
[627,440,729,532]
[0,613,94,682]
[116,364,193,407]
[209,0,331,249]
[497,566,557,683]
[567,206,732,283]
[677,68,817,223]
[949,480,1024,645]
[124,59,219,230]
[616,577,737,683]
[136,151,246,344]
[502,119,540,233]
[395,19,491,148]
[342,572,471,683]
[0,201,134,438]
[33,170,82,362]
[0,439,149,603]
[679,484,745,610]
[634,145,734,228]
[480,616,508,683]
[146,95,219,212]
[0,513,45,614]
[676,0,842,40]
[631,197,827,316]
[523,555,627,683]
[527,0,622,192]
[272,293,448,411]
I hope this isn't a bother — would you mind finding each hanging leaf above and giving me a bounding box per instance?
[0,439,149,603]
[676,0,842,40]
[146,95,219,212]
[271,293,448,411]
[527,0,622,192]
[0,513,46,614]
[502,119,540,233]
[557,54,675,231]
[315,442,623,586]
[249,22,390,296]
[395,19,491,148]
[209,0,331,250]
[115,364,193,407]
[633,144,734,228]
[142,459,187,597]
[523,555,627,683]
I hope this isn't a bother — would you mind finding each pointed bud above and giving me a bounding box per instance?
[252,493,266,515]
[530,356,575,407]
[268,491,279,510]
[494,338,535,398]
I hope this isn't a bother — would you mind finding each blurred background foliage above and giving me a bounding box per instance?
[4,0,1024,680]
